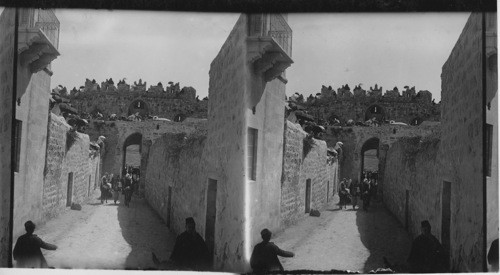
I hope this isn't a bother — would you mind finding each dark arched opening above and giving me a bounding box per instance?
[122,132,142,178]
[128,99,149,117]
[327,113,342,125]
[174,113,186,122]
[364,104,385,122]
[360,137,380,181]
[410,117,424,126]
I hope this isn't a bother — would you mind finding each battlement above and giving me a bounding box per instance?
[319,84,435,104]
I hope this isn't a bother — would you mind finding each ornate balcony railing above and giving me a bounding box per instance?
[248,14,292,58]
[19,8,60,49]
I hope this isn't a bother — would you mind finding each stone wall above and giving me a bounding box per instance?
[144,130,208,237]
[42,113,101,221]
[281,121,338,227]
[68,90,207,120]
[13,54,53,240]
[440,12,486,271]
[84,119,206,190]
[324,123,440,184]
[304,95,440,125]
[0,8,14,267]
[383,134,442,239]
[205,14,248,271]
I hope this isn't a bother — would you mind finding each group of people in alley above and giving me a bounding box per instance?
[339,171,379,211]
[100,167,139,207]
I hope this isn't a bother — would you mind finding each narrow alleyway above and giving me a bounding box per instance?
[32,193,175,269]
[273,195,412,273]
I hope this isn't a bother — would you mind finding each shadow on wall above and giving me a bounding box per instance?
[116,197,177,269]
[355,201,412,273]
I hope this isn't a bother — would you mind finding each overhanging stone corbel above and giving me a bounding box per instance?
[247,36,293,83]
[18,27,60,73]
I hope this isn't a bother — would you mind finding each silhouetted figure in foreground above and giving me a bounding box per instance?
[170,217,210,271]
[408,220,446,273]
[488,238,499,271]
[250,228,294,273]
[13,221,57,268]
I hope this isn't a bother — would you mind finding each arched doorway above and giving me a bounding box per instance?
[365,104,385,122]
[360,137,380,181]
[122,132,142,178]
[128,99,149,117]
[410,117,424,126]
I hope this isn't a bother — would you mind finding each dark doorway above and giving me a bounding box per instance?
[123,133,142,180]
[88,175,91,197]
[167,186,172,228]
[442,181,451,269]
[405,190,410,230]
[327,181,329,202]
[128,99,149,117]
[360,137,380,181]
[305,179,311,213]
[205,179,217,266]
[66,172,74,207]
[364,104,385,122]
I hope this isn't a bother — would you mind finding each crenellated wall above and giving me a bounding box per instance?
[66,88,207,120]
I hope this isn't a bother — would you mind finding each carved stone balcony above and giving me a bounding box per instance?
[247,14,293,83]
[18,27,60,74]
[17,9,60,74]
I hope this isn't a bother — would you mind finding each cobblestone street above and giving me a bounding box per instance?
[32,193,175,270]
[273,195,413,273]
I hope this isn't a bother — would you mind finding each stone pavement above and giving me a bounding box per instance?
[30,194,175,269]
[273,195,413,273]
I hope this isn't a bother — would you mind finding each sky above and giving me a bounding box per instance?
[49,10,471,101]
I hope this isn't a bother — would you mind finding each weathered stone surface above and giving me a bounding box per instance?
[144,131,208,239]
[66,85,206,120]
[43,113,100,222]
[84,119,207,190]
[281,121,339,227]
[324,124,439,184]
[439,13,490,272]
[0,8,14,267]
[302,90,440,125]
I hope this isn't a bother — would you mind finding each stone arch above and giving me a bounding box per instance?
[364,104,385,122]
[174,113,186,122]
[410,117,424,126]
[360,137,380,180]
[128,99,149,117]
[122,132,143,176]
[327,113,342,125]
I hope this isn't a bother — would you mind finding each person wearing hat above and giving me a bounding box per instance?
[250,228,294,273]
[169,217,210,270]
[13,221,58,268]
[407,220,447,273]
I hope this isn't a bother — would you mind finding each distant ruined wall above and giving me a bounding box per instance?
[281,121,338,227]
[69,91,207,120]
[306,96,440,125]
[440,13,486,271]
[383,134,442,239]
[43,113,101,221]
[144,131,208,237]
[0,8,14,267]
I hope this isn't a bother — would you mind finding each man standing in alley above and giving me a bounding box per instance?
[349,179,361,210]
[408,220,447,273]
[170,217,210,270]
[13,221,58,268]
[250,228,295,273]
